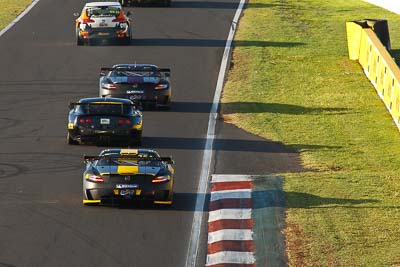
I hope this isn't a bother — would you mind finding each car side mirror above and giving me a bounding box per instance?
[126,11,132,17]
[73,12,80,17]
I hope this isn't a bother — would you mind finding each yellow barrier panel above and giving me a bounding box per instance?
[347,21,400,128]
[346,22,363,60]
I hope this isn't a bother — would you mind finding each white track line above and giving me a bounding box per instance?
[208,229,253,243]
[210,189,252,201]
[208,208,252,222]
[206,251,255,266]
[211,174,254,183]
[0,0,41,38]
[184,0,247,265]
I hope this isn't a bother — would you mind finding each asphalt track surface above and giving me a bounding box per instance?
[0,0,242,266]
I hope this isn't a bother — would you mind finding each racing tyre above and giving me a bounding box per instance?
[76,28,83,46]
[77,37,83,46]
[67,132,78,145]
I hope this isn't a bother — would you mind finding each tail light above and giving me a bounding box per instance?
[87,174,104,182]
[112,11,127,23]
[154,84,169,90]
[102,83,117,90]
[82,18,95,23]
[81,11,95,23]
[79,117,92,125]
[152,176,169,183]
[118,118,131,125]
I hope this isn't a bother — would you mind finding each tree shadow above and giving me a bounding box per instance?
[102,191,379,211]
[130,39,304,47]
[168,101,350,115]
[87,39,304,48]
[251,190,379,209]
[142,136,338,153]
[285,191,379,209]
[129,1,280,9]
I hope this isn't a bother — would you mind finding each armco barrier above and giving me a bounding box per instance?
[346,20,400,128]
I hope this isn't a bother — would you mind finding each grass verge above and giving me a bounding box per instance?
[222,0,400,265]
[0,0,32,31]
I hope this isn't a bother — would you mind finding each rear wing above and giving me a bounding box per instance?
[68,101,135,110]
[83,155,174,164]
[100,67,112,76]
[158,68,171,78]
[100,67,171,78]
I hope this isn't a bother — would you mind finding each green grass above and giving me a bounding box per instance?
[0,0,32,30]
[222,0,400,265]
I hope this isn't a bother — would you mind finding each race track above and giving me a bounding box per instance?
[0,0,240,266]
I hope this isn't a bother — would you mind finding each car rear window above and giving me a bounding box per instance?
[86,6,120,17]
[77,104,133,115]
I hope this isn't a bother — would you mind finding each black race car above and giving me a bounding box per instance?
[99,64,172,109]
[67,97,142,145]
[82,149,174,206]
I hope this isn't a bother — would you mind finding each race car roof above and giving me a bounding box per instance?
[78,97,133,104]
[84,2,121,8]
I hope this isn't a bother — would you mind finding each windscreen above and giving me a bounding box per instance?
[86,6,120,17]
[77,104,133,115]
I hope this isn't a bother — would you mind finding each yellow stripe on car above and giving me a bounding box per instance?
[92,102,125,104]
[117,165,139,175]
[120,149,138,155]
[154,200,172,205]
[83,200,101,204]
[133,120,142,130]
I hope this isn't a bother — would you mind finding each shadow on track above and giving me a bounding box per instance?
[97,191,379,211]
[167,101,351,115]
[142,136,341,153]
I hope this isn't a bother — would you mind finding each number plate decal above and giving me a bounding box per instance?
[100,118,110,124]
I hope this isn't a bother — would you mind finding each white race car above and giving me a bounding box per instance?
[75,2,132,45]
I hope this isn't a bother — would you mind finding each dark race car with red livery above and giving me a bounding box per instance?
[99,64,172,109]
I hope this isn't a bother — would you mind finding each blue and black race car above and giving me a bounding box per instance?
[99,64,171,109]
[82,149,174,206]
[67,97,142,145]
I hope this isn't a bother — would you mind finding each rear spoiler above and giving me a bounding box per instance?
[100,67,112,76]
[68,102,135,110]
[158,68,171,78]
[99,67,171,77]
[83,155,174,164]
